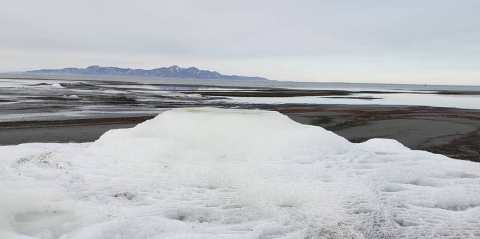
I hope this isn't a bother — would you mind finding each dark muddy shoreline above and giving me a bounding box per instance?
[1,105,479,162]
[278,105,480,162]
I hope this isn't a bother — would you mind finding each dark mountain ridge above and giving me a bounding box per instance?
[27,65,269,81]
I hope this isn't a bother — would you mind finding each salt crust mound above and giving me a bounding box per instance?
[1,108,479,239]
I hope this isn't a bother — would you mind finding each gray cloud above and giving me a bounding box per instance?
[1,0,479,84]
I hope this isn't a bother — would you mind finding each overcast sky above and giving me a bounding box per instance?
[1,0,479,84]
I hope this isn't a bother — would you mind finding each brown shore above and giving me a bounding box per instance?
[277,105,480,162]
[1,105,479,162]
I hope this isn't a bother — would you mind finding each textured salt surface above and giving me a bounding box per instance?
[1,108,479,238]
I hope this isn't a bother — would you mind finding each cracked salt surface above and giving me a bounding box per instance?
[1,108,479,238]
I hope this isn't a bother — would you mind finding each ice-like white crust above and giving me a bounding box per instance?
[1,108,479,238]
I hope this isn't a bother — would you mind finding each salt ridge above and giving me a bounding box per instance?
[1,108,479,238]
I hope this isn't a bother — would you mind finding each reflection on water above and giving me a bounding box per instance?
[227,93,480,109]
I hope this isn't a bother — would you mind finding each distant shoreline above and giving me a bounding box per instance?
[2,74,480,91]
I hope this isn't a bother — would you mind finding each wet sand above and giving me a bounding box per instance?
[0,116,152,145]
[1,105,479,162]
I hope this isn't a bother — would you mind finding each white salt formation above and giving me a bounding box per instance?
[1,108,479,238]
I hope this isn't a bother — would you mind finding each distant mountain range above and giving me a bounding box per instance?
[26,65,269,81]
